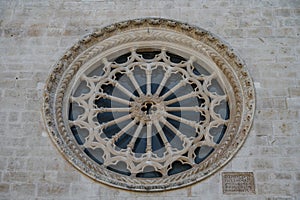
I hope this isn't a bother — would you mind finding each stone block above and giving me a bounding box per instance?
[0,183,9,193]
[37,183,70,197]
[277,159,300,171]
[271,197,296,200]
[256,109,279,121]
[255,136,269,146]
[272,121,296,136]
[7,158,27,171]
[288,87,300,97]
[70,183,99,199]
[247,27,273,37]
[21,112,40,123]
[274,173,292,180]
[272,98,287,109]
[8,112,19,122]
[12,183,36,196]
[287,97,300,109]
[278,110,299,121]
[0,112,6,122]
[57,171,80,183]
[259,146,285,156]
[257,183,292,196]
[231,158,250,171]
[286,147,300,156]
[3,172,29,182]
[254,121,273,136]
[255,171,273,182]
[27,158,46,172]
[275,9,292,17]
[271,136,294,146]
[251,158,274,170]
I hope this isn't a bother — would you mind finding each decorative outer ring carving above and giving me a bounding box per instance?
[43,18,255,191]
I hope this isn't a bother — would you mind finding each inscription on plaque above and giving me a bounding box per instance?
[222,172,255,194]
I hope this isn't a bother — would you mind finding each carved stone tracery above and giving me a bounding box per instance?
[43,18,255,191]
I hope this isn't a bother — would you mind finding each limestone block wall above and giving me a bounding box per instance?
[0,0,299,199]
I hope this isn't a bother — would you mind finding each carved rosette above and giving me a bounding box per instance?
[43,18,255,191]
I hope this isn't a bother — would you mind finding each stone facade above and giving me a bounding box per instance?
[0,0,299,199]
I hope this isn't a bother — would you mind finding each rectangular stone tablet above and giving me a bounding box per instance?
[222,172,255,194]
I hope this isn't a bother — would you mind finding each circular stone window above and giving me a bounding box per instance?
[43,18,255,191]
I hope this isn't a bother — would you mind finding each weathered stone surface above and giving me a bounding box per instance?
[0,183,9,193]
[12,183,36,196]
[37,183,70,197]
[0,0,299,199]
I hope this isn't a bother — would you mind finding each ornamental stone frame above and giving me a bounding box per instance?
[43,18,255,191]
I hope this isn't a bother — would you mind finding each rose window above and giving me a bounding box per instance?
[43,18,255,191]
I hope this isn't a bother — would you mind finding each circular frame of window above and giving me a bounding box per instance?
[43,18,255,191]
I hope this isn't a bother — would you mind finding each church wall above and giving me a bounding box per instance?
[0,0,299,199]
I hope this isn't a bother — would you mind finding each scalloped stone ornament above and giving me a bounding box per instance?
[43,18,255,191]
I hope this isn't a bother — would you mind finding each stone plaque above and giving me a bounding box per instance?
[222,172,255,194]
